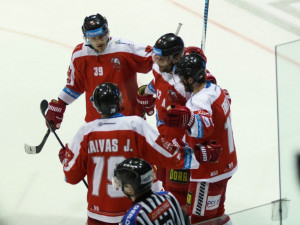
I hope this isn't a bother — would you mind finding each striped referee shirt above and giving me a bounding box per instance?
[121,191,190,225]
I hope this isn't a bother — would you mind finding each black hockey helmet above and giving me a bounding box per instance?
[175,53,206,84]
[113,158,153,194]
[91,82,122,116]
[82,13,109,37]
[153,33,184,57]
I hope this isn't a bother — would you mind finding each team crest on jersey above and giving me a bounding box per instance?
[111,57,121,71]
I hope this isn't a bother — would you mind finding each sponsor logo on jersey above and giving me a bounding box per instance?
[98,122,115,126]
[186,192,192,206]
[169,169,190,184]
[148,200,171,221]
[114,40,134,46]
[202,116,211,127]
[206,195,221,210]
[125,205,141,224]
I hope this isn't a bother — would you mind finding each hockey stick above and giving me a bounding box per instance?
[40,99,89,189]
[175,22,182,35]
[24,129,50,154]
[24,101,51,154]
[201,0,209,52]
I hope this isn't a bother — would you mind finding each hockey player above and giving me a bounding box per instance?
[136,33,215,206]
[114,158,190,225]
[163,54,238,225]
[58,82,222,225]
[45,13,153,129]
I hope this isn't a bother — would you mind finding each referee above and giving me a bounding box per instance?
[113,158,190,225]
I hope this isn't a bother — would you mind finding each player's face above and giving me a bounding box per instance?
[179,76,193,92]
[88,34,108,52]
[152,54,173,72]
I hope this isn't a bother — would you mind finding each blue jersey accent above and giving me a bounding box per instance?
[183,146,192,169]
[155,110,165,127]
[63,87,81,99]
[195,114,204,138]
[121,204,142,225]
[147,83,156,94]
[110,113,124,118]
[206,80,212,88]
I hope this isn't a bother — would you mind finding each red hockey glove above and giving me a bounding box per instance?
[136,85,155,116]
[171,138,186,147]
[163,106,194,129]
[184,46,207,63]
[59,147,66,164]
[206,70,217,84]
[193,141,222,163]
[46,99,66,130]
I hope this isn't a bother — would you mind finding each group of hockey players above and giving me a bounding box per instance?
[45,13,238,225]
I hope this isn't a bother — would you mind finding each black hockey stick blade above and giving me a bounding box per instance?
[24,128,51,154]
[24,100,50,154]
[40,99,49,117]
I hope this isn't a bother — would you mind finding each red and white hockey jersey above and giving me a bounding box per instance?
[185,82,238,182]
[62,114,200,223]
[146,64,191,140]
[58,37,153,122]
[145,64,192,203]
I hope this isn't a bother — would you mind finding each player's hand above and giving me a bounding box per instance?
[163,106,194,129]
[194,141,222,163]
[58,147,66,164]
[136,85,155,116]
[46,99,66,130]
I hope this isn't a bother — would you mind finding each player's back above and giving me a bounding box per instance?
[63,113,201,223]
[185,82,238,182]
[121,191,189,225]
[63,115,162,223]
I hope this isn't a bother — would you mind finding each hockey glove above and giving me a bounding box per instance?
[59,147,66,164]
[136,85,155,116]
[163,106,195,129]
[46,99,66,130]
[194,141,222,163]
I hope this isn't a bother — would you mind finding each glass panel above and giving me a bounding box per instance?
[276,39,300,225]
[192,203,281,225]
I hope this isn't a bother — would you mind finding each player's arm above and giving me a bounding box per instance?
[59,126,87,184]
[46,48,84,129]
[125,40,153,73]
[162,106,214,140]
[135,118,221,169]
